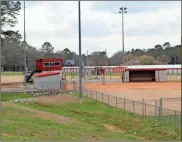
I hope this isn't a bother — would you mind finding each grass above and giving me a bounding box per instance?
[1,71,23,76]
[156,115,181,128]
[1,92,31,101]
[2,94,181,140]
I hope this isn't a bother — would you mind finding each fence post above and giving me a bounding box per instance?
[124,97,125,110]
[116,97,117,108]
[154,100,156,116]
[133,101,135,113]
[108,95,109,104]
[91,90,92,99]
[102,93,103,102]
[145,104,147,116]
[160,97,163,117]
[73,81,76,92]
[174,110,177,128]
[96,91,97,100]
[65,74,66,81]
[142,98,144,116]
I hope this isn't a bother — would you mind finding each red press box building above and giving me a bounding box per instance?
[26,58,63,90]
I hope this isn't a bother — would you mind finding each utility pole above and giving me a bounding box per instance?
[119,7,127,83]
[23,0,27,89]
[78,0,83,104]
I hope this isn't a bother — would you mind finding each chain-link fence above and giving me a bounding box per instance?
[166,73,181,82]
[2,78,181,129]
[79,87,181,128]
[1,81,76,94]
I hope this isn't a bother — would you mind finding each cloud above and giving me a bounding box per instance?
[8,1,181,57]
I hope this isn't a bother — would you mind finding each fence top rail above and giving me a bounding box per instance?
[161,97,182,100]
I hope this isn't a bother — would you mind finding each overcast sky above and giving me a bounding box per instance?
[11,1,181,57]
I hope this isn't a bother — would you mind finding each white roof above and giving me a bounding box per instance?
[62,64,181,69]
[127,64,181,69]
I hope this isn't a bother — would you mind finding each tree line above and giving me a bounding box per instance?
[1,1,181,71]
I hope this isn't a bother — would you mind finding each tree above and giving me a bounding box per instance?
[1,1,22,43]
[40,42,54,55]
[139,55,155,65]
[125,53,134,62]
[110,51,123,66]
[154,44,163,50]
[62,48,71,54]
[132,49,144,57]
[163,42,171,49]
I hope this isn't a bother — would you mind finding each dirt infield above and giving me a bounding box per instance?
[1,75,24,84]
[82,82,181,100]
[81,82,181,111]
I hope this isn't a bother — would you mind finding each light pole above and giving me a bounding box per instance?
[119,7,127,83]
[23,0,27,89]
[78,0,83,104]
[0,1,2,140]
[87,50,88,66]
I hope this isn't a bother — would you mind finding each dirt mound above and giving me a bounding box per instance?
[102,123,127,133]
[34,95,79,105]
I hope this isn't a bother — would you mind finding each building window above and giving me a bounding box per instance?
[55,62,61,66]
[44,62,50,67]
[50,62,55,66]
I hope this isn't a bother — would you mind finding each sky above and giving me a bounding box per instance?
[9,1,181,57]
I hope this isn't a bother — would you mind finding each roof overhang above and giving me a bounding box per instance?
[34,72,60,78]
[125,68,167,72]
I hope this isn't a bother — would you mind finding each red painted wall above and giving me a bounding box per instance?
[36,58,63,71]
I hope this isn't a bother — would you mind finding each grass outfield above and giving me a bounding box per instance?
[1,94,181,140]
[1,93,31,101]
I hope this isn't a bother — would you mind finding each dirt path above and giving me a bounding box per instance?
[3,102,76,125]
[34,95,79,105]
[1,76,24,83]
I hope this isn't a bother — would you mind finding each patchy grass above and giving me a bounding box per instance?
[1,71,23,76]
[154,115,181,129]
[1,93,31,101]
[2,94,180,141]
